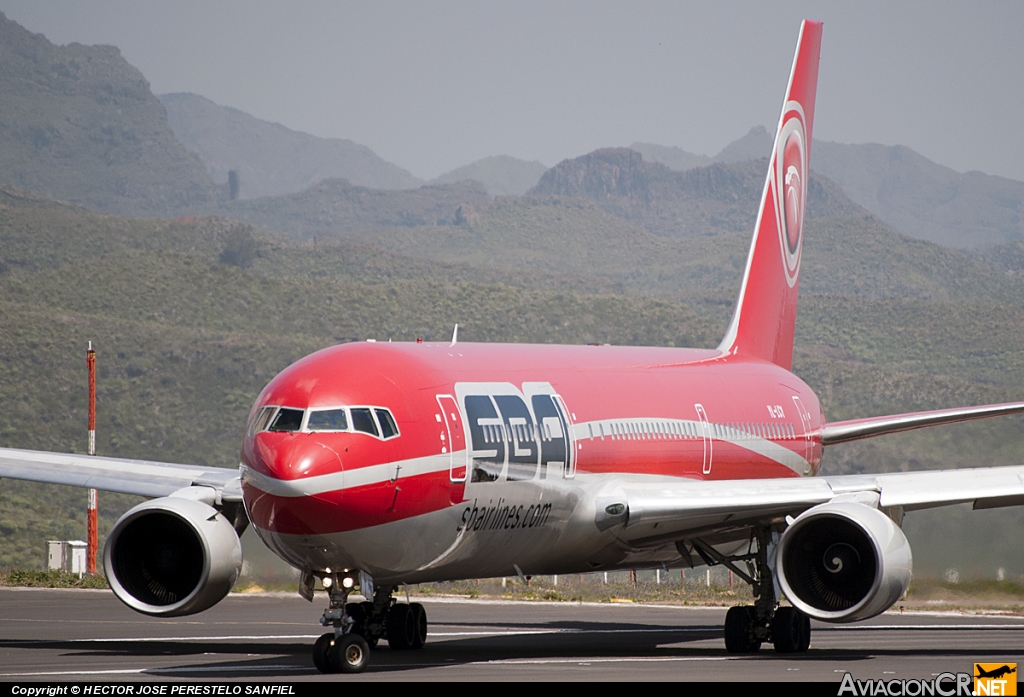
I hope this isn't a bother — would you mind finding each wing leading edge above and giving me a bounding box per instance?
[0,447,241,501]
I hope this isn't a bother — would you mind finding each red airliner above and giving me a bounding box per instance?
[4,19,1024,674]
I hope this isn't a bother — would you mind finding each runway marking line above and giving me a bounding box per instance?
[2,623,1021,648]
[0,634,322,644]
[0,617,311,627]
[479,656,740,666]
[0,665,311,678]
[0,656,741,678]
[431,628,720,636]
[822,624,1024,631]
[0,626,720,646]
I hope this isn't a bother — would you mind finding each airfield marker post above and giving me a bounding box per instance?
[86,342,97,575]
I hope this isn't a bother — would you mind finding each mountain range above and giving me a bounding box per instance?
[529,148,861,239]
[429,154,548,196]
[160,92,424,197]
[6,8,1023,253]
[634,126,1024,250]
[0,13,217,216]
[162,92,549,198]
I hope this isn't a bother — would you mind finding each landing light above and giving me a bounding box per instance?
[342,576,355,589]
[322,576,333,589]
[605,503,626,516]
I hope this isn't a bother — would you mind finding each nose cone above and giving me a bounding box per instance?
[244,432,343,481]
[241,432,348,542]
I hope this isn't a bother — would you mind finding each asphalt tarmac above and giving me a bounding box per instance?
[0,588,1022,682]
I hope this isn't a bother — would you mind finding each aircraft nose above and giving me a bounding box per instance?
[247,433,343,481]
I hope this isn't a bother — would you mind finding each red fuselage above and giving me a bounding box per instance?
[239,341,824,582]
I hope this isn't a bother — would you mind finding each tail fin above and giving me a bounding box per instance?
[717,20,822,370]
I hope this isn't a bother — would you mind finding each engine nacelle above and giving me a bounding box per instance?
[103,495,243,617]
[776,501,912,623]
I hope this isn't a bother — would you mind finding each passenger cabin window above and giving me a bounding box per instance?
[307,408,349,432]
[269,407,304,432]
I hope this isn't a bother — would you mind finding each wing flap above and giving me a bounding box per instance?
[0,447,240,501]
[623,477,835,526]
[866,467,1024,511]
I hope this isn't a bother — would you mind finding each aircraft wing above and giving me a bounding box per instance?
[820,401,1024,445]
[612,465,1024,547]
[0,447,241,501]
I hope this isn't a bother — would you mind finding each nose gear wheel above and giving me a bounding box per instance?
[312,578,429,673]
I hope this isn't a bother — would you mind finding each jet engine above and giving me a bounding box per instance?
[103,494,243,617]
[776,501,912,623]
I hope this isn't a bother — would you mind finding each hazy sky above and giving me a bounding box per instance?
[2,1,1022,181]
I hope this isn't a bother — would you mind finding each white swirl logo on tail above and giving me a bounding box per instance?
[773,101,807,287]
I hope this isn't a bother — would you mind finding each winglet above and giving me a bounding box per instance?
[717,20,822,370]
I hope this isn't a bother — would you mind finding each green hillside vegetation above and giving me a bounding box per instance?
[0,14,217,216]
[970,239,1024,276]
[160,92,423,198]
[240,189,753,298]
[0,188,248,270]
[289,193,1024,309]
[431,155,549,196]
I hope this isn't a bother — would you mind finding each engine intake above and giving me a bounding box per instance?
[776,501,912,623]
[104,495,242,617]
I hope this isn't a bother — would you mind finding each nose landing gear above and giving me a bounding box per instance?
[312,631,370,674]
[311,575,429,674]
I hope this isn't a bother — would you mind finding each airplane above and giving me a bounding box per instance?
[975,666,1017,680]
[3,18,1024,675]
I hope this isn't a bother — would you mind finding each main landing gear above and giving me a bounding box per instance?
[685,527,811,654]
[312,576,429,674]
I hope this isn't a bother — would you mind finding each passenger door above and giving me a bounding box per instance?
[695,404,712,475]
[436,395,467,483]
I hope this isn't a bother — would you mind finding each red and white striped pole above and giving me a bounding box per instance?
[87,342,98,575]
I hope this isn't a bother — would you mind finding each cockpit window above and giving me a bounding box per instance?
[375,408,398,439]
[251,404,399,439]
[307,408,349,432]
[248,406,277,437]
[350,408,379,437]
[268,407,304,432]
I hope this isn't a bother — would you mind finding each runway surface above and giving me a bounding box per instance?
[1,588,1022,682]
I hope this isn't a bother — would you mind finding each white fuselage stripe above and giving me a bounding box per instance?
[243,419,809,497]
[241,452,450,497]
[574,418,808,476]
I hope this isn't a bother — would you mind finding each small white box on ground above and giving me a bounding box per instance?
[46,540,88,573]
